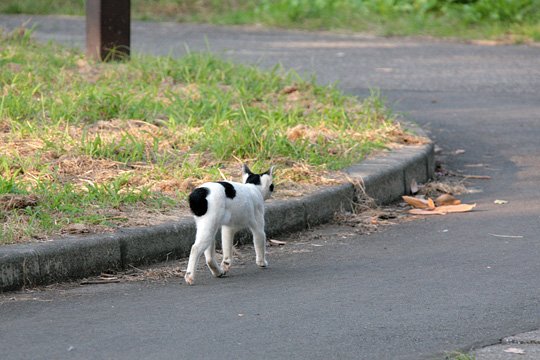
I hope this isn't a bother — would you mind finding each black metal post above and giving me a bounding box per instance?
[86,0,131,61]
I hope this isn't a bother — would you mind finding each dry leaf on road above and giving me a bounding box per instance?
[434,194,461,206]
[504,347,525,355]
[402,196,435,210]
[408,203,476,215]
[488,233,524,239]
[435,203,476,213]
[268,239,287,246]
[409,208,447,215]
[404,194,475,216]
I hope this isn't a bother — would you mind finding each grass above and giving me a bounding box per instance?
[1,0,539,42]
[0,28,414,244]
[445,352,476,360]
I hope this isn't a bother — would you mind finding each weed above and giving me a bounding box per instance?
[0,175,24,195]
[444,351,475,360]
[0,28,415,243]
[3,0,536,41]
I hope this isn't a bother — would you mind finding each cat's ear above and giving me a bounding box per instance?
[266,166,275,177]
[242,163,252,176]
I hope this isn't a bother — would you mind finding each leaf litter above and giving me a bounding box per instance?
[402,194,476,216]
[0,194,39,210]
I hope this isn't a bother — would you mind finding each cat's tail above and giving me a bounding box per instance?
[189,187,210,217]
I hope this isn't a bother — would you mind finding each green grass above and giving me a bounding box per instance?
[445,351,476,360]
[0,28,407,244]
[1,0,539,42]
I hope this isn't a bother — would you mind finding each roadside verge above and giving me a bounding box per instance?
[0,126,434,291]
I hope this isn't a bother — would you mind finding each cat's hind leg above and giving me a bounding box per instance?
[221,225,236,274]
[204,241,225,278]
[185,224,218,285]
[250,220,268,268]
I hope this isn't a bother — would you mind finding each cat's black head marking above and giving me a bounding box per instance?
[245,173,261,185]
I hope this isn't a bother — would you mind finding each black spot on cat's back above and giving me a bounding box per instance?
[217,181,236,199]
[189,187,209,217]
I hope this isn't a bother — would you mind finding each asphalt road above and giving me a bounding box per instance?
[1,15,539,359]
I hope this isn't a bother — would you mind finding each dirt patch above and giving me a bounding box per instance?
[0,194,39,210]
[53,155,128,186]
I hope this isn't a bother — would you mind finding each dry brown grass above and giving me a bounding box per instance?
[1,33,429,244]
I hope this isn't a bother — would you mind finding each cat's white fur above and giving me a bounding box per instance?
[184,164,274,285]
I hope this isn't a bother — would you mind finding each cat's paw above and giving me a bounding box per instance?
[221,260,231,273]
[209,265,226,278]
[184,272,195,285]
[257,259,268,268]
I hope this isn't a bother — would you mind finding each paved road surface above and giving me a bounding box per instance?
[1,15,539,359]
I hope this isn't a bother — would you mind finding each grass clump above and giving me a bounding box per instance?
[1,0,539,42]
[445,351,476,360]
[0,28,413,244]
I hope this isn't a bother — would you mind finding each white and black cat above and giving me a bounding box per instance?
[184,164,274,285]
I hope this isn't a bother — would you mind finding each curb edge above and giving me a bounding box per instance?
[0,128,434,291]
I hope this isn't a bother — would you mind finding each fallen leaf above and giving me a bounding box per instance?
[408,208,446,215]
[504,347,525,355]
[494,199,508,205]
[435,203,476,213]
[282,85,298,94]
[268,239,287,246]
[434,194,461,206]
[408,203,476,215]
[488,233,524,239]
[402,196,435,210]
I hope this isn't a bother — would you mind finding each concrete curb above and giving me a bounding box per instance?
[0,130,434,292]
[474,330,540,359]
